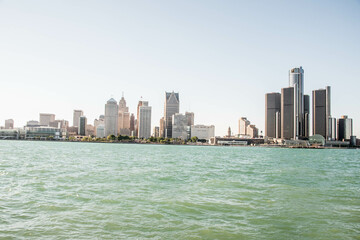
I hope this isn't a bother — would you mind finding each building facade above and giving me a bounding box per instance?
[172,113,188,139]
[191,125,215,140]
[5,119,14,129]
[312,86,331,139]
[185,112,194,126]
[138,101,152,139]
[105,98,118,137]
[239,117,250,136]
[39,113,55,126]
[337,115,353,141]
[281,87,294,139]
[164,91,179,138]
[73,110,83,127]
[118,95,131,136]
[78,116,87,136]
[265,92,281,138]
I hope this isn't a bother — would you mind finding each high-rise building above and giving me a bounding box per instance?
[96,125,105,138]
[247,125,259,138]
[130,114,135,136]
[78,116,87,136]
[73,110,83,127]
[312,86,331,139]
[105,98,118,137]
[39,113,55,126]
[227,127,231,137]
[239,117,250,136]
[281,87,294,139]
[265,92,281,138]
[159,117,165,138]
[94,115,105,136]
[164,91,179,138]
[185,112,194,126]
[288,67,309,139]
[153,126,159,138]
[5,119,14,129]
[337,115,353,141]
[172,113,188,139]
[138,101,152,139]
[118,95,131,136]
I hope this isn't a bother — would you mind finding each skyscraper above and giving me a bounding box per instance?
[281,87,294,139]
[185,112,194,126]
[137,101,152,139]
[159,117,165,138]
[130,114,135,136]
[164,91,179,138]
[118,95,131,136]
[238,117,250,136]
[73,110,83,127]
[265,92,281,138]
[78,116,87,136]
[105,98,118,137]
[312,86,331,138]
[337,115,353,141]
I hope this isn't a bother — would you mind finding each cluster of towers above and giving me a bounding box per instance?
[265,67,353,141]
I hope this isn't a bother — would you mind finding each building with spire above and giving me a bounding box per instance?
[118,93,131,136]
[164,91,179,138]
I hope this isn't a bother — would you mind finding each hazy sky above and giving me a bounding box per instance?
[1,0,359,136]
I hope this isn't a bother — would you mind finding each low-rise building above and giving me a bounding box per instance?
[191,125,215,140]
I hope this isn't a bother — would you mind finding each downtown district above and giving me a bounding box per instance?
[1,67,357,147]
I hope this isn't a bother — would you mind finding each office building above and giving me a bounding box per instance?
[191,125,215,140]
[153,126,159,138]
[94,115,105,136]
[312,86,331,139]
[39,113,55,126]
[185,112,194,126]
[73,110,83,127]
[130,114,135,136]
[159,117,165,138]
[118,95,131,136]
[138,101,152,139]
[26,120,41,127]
[5,119,14,129]
[281,87,294,139]
[164,91,179,138]
[247,125,259,138]
[337,115,353,141]
[78,116,87,136]
[96,125,105,138]
[172,113,188,139]
[239,117,250,136]
[105,98,118,137]
[265,92,281,138]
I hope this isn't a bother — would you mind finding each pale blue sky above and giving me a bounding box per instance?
[1,0,359,136]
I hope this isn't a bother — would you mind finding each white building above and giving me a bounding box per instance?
[247,125,259,138]
[172,113,188,139]
[191,125,215,140]
[105,98,118,137]
[138,101,152,139]
[96,125,105,138]
[73,110,84,127]
[239,117,250,136]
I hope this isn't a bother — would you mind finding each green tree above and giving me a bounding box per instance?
[191,136,198,143]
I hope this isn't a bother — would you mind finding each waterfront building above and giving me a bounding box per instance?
[86,124,95,136]
[130,114,135,136]
[227,127,231,137]
[104,98,118,137]
[159,117,165,138]
[337,115,353,141]
[312,86,331,139]
[265,92,281,138]
[191,125,215,140]
[96,125,105,138]
[5,119,14,129]
[239,117,250,136]
[172,113,188,140]
[94,116,105,136]
[39,113,55,126]
[185,112,194,126]
[73,110,83,127]
[247,125,259,138]
[164,91,179,138]
[137,101,152,139]
[25,126,62,139]
[281,87,294,139]
[153,126,159,138]
[49,120,69,130]
[26,120,41,127]
[118,95,131,136]
[78,116,87,136]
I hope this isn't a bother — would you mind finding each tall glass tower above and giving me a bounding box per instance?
[289,67,305,139]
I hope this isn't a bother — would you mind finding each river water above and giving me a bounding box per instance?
[0,140,359,239]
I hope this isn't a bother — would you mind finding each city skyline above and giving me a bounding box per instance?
[1,1,359,136]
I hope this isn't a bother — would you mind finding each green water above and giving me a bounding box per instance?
[0,140,359,239]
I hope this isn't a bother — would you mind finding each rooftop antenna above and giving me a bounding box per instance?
[122,91,124,98]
